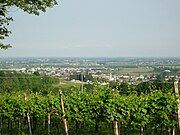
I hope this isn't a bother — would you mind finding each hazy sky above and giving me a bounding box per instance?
[1,0,180,57]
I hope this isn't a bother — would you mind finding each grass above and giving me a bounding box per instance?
[115,67,154,76]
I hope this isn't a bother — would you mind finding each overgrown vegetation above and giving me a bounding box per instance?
[0,87,178,135]
[0,71,59,94]
[0,71,179,134]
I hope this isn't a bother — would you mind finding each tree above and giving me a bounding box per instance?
[0,0,57,49]
[118,82,130,95]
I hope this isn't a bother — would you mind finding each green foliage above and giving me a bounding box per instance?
[0,71,58,94]
[136,81,173,94]
[0,73,178,134]
[3,0,57,15]
[64,85,178,134]
[0,4,13,49]
[108,80,173,95]
[0,88,178,134]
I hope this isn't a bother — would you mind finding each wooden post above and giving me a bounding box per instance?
[174,80,180,134]
[43,119,46,129]
[140,127,144,135]
[112,91,119,135]
[18,119,21,132]
[173,128,176,135]
[75,121,78,135]
[0,118,2,135]
[48,112,51,135]
[95,122,99,134]
[118,122,121,135]
[113,120,119,135]
[59,90,69,135]
[8,119,12,135]
[24,93,32,135]
[81,72,83,92]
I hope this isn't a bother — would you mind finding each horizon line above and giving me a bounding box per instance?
[0,56,180,59]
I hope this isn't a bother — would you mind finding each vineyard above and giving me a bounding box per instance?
[0,83,179,135]
[1,0,179,134]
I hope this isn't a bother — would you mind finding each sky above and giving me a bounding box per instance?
[1,0,180,57]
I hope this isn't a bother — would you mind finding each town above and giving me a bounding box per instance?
[0,57,179,85]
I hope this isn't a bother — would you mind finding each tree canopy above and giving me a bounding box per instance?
[0,0,57,49]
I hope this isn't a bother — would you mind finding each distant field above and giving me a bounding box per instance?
[176,66,180,68]
[116,67,154,76]
[54,80,81,90]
